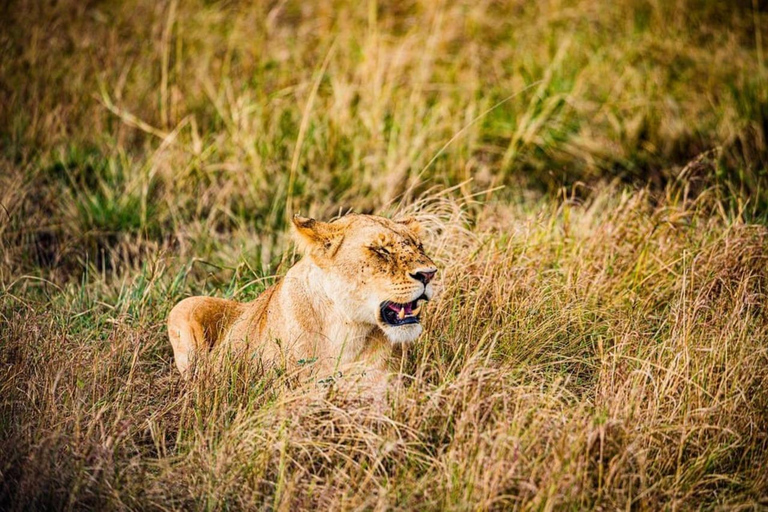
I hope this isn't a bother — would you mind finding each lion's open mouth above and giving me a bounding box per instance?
[380,295,429,326]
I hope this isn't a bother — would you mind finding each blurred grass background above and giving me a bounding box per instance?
[2,0,767,277]
[1,0,768,509]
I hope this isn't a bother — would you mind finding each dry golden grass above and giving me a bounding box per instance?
[1,0,768,510]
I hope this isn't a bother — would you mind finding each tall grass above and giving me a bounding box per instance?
[1,0,767,509]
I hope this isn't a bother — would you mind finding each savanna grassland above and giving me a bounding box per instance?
[2,0,768,509]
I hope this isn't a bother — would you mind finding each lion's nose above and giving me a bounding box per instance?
[410,269,437,285]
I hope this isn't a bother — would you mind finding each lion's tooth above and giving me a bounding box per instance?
[412,304,421,316]
[398,308,405,320]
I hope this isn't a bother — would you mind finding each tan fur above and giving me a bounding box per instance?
[167,214,437,389]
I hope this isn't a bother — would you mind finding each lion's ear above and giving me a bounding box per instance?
[292,215,344,258]
[396,216,422,234]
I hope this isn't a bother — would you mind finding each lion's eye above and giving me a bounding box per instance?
[370,246,390,258]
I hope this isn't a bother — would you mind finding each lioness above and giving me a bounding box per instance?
[168,213,437,390]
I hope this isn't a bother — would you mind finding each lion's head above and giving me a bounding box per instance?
[293,213,437,343]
